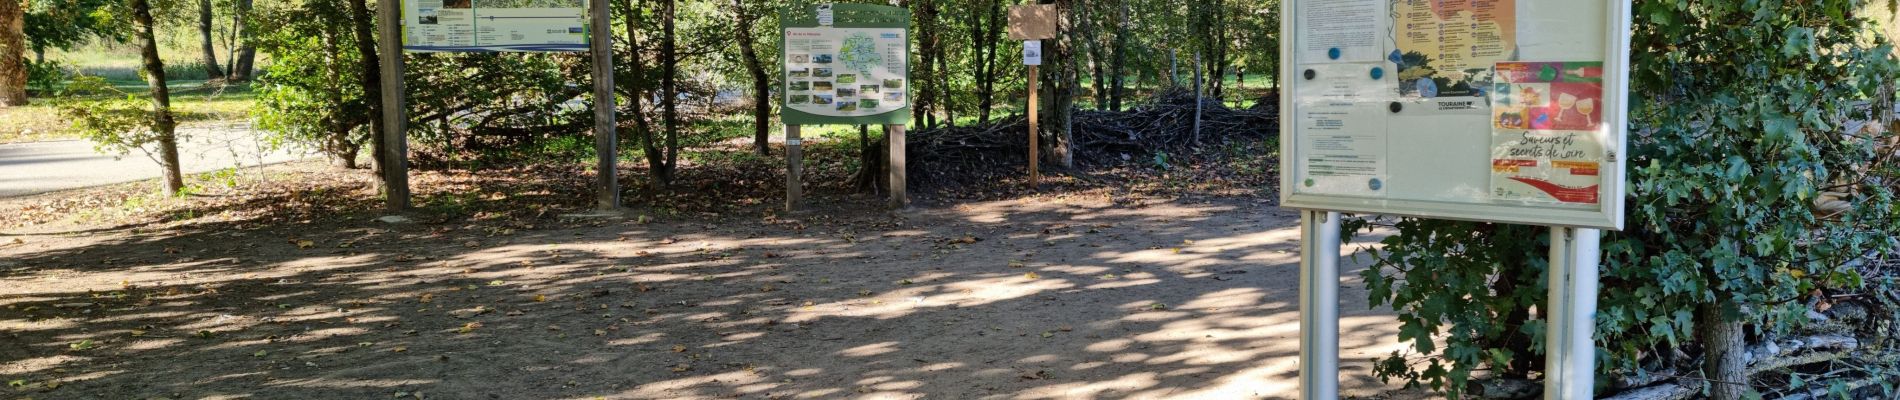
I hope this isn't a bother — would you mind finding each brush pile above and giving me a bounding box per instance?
[907,89,1280,189]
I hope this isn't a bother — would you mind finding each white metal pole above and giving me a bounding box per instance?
[1545,227,1601,399]
[1299,210,1342,399]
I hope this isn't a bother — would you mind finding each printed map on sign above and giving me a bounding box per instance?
[784,28,909,118]
[1391,0,1515,99]
[1490,61,1605,206]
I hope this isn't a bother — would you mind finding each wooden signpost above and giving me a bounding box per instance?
[1009,4,1058,188]
[779,4,913,211]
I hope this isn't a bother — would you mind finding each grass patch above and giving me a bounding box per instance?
[0,82,256,144]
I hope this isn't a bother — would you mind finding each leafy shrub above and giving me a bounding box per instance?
[1358,1,1900,397]
[249,0,371,168]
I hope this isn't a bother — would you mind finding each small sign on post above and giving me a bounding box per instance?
[1022,40,1042,66]
[1009,5,1059,188]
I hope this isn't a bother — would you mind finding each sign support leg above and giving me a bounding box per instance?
[1298,210,1342,400]
[786,124,803,211]
[588,0,617,210]
[1028,64,1040,188]
[376,0,408,211]
[886,124,908,209]
[1545,226,1600,399]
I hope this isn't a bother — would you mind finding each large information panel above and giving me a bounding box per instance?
[1280,0,1631,230]
[779,4,912,125]
[403,0,587,52]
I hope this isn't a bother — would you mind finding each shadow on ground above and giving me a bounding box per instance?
[2,193,1407,399]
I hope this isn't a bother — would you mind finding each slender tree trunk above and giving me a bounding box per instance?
[0,0,25,106]
[659,0,679,186]
[197,0,225,80]
[134,0,183,194]
[937,43,952,126]
[1079,1,1106,111]
[349,0,385,186]
[1108,0,1126,111]
[1698,303,1750,400]
[1039,0,1074,168]
[976,0,1003,124]
[619,0,664,190]
[730,0,771,156]
[230,0,257,80]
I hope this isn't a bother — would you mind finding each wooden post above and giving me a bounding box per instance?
[886,124,908,209]
[786,124,803,211]
[589,0,618,210]
[377,0,410,211]
[1028,64,1040,188]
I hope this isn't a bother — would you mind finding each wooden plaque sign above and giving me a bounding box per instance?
[1007,5,1059,40]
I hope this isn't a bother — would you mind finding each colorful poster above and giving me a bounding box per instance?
[403,0,587,52]
[1490,61,1605,206]
[1391,0,1516,99]
[783,28,909,118]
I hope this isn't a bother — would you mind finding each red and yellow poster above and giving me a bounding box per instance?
[1490,61,1605,206]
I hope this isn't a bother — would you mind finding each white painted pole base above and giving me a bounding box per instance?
[1299,211,1342,399]
[1545,227,1601,399]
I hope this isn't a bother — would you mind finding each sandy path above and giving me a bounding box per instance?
[0,196,1410,399]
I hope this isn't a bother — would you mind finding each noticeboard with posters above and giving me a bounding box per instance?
[1279,0,1632,230]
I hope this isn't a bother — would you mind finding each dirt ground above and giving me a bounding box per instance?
[1,165,1420,399]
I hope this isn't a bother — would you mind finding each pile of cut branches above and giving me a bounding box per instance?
[907,89,1279,190]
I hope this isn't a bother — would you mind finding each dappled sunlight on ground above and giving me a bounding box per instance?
[1,196,1414,399]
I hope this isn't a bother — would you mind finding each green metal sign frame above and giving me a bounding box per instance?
[779,3,912,125]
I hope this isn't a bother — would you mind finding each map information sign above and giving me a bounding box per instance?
[1281,1,1631,229]
[780,4,911,125]
[403,0,587,52]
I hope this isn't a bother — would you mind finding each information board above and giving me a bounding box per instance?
[780,4,911,125]
[403,0,587,52]
[1279,0,1631,230]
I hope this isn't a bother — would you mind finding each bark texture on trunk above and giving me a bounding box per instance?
[350,0,385,188]
[230,0,258,80]
[731,0,770,156]
[657,0,679,186]
[1697,302,1749,400]
[135,0,183,194]
[1038,0,1074,168]
[618,0,664,191]
[197,0,225,79]
[0,0,26,106]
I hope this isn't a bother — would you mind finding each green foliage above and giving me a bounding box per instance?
[55,76,168,159]
[22,0,126,56]
[25,60,70,94]
[1359,0,1900,397]
[250,0,369,165]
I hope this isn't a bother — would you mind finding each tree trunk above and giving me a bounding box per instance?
[731,0,770,156]
[972,0,1003,124]
[1040,0,1074,168]
[1108,0,1126,111]
[348,0,385,190]
[229,0,257,80]
[618,0,664,191]
[197,0,225,80]
[134,0,183,194]
[1697,302,1750,400]
[658,0,679,186]
[0,0,25,106]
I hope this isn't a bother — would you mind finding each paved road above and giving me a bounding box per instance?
[0,124,313,198]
